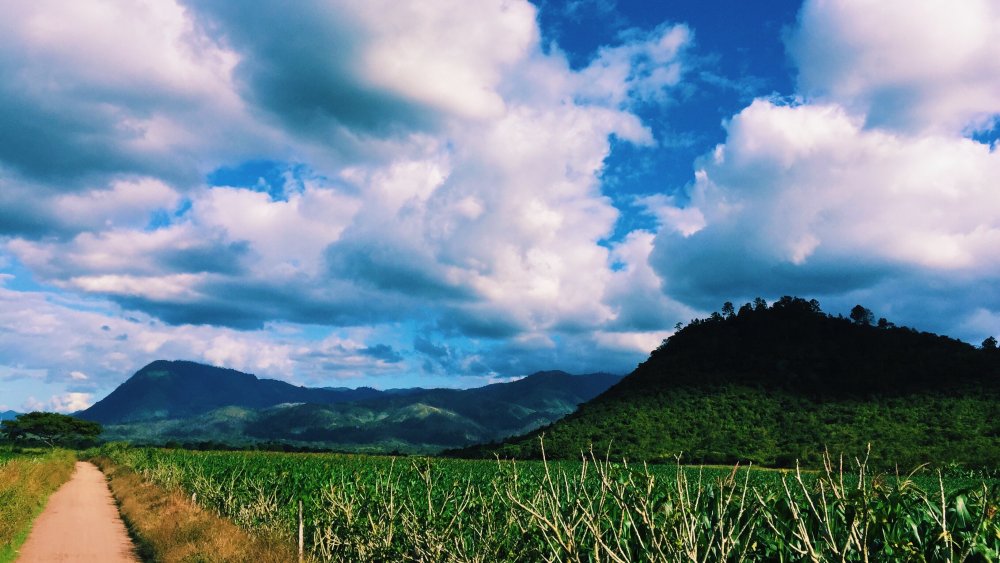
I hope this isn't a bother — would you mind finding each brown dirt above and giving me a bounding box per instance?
[16,461,137,562]
[94,457,298,563]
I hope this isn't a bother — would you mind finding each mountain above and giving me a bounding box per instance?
[86,361,621,453]
[239,371,622,450]
[79,360,384,423]
[0,410,19,421]
[452,297,1000,469]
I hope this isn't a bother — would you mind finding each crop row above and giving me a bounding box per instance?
[96,443,999,562]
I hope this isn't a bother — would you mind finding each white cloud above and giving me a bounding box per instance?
[604,230,696,331]
[648,0,1000,339]
[593,329,672,355]
[355,0,539,119]
[4,1,688,343]
[0,0,261,182]
[651,100,1000,300]
[0,0,702,408]
[788,0,1000,134]
[0,282,302,387]
[53,178,181,231]
[191,183,361,276]
[577,23,691,107]
[49,393,93,413]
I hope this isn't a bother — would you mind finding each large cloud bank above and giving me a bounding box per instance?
[0,0,691,409]
[649,0,1000,337]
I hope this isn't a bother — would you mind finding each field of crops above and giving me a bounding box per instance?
[96,444,999,562]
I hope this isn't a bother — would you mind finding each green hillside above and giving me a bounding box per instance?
[97,368,621,453]
[79,360,383,423]
[452,297,1000,469]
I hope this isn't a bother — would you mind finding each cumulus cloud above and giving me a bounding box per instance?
[648,0,1000,341]
[0,0,705,408]
[0,0,255,184]
[48,393,94,413]
[577,23,691,107]
[787,0,1000,134]
[4,1,691,342]
[0,175,181,239]
[651,100,1000,304]
[181,0,538,143]
[0,278,329,394]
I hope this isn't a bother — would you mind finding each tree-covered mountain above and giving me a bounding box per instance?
[451,297,1000,469]
[240,371,622,450]
[79,360,384,423]
[0,410,20,421]
[84,361,621,453]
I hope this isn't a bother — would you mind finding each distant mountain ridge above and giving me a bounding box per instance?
[79,360,383,424]
[453,297,1000,469]
[82,360,622,453]
[0,410,19,421]
[241,370,622,449]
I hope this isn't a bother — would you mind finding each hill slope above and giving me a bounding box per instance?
[87,361,621,453]
[79,360,383,423]
[453,297,1000,468]
[241,371,622,450]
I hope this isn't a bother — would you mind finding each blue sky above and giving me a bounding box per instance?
[2,0,1000,413]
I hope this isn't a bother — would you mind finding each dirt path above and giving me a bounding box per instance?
[16,461,138,562]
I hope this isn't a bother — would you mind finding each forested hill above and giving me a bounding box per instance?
[451,297,1000,469]
[80,359,622,453]
[79,360,385,424]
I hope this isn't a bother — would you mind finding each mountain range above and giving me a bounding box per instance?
[79,360,621,453]
[454,297,1000,469]
[73,296,1000,468]
[0,410,19,421]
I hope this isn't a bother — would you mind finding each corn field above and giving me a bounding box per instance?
[95,443,999,562]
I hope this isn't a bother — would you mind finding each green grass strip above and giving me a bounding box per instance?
[0,449,76,563]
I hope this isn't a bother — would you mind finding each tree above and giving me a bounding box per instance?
[721,301,736,319]
[850,305,874,326]
[0,412,102,447]
[983,336,998,350]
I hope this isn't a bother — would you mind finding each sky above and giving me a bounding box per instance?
[2,0,1000,413]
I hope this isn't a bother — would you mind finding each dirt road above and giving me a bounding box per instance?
[16,461,138,562]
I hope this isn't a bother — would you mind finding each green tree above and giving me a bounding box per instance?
[0,412,102,447]
[983,336,998,350]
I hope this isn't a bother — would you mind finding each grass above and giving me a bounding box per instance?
[97,442,1000,562]
[0,448,76,563]
[91,456,298,563]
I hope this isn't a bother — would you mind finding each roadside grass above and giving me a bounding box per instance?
[91,456,298,563]
[0,448,76,563]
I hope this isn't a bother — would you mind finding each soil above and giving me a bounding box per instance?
[16,461,138,562]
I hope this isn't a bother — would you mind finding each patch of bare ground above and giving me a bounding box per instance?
[92,457,298,563]
[16,461,137,563]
